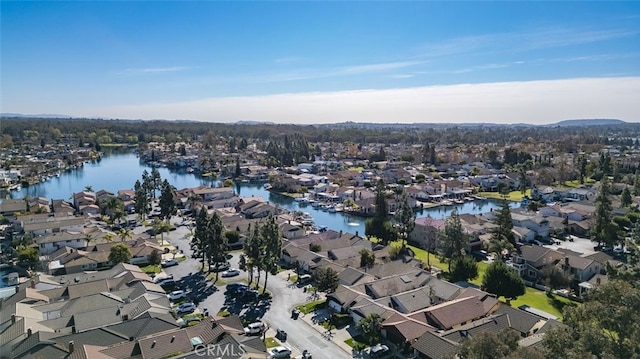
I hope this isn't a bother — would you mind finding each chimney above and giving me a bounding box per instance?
[30,279,35,289]
[596,277,601,285]
[339,230,342,237]
[564,257,569,266]
[171,336,175,343]
[11,314,15,324]
[27,328,32,337]
[355,231,359,237]
[68,341,74,353]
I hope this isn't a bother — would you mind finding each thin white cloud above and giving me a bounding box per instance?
[117,66,190,75]
[85,77,640,125]
[415,26,638,58]
[273,57,303,64]
[338,61,425,75]
[210,60,426,84]
[388,74,414,79]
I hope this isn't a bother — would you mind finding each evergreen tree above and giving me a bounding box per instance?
[450,256,479,282]
[482,260,525,299]
[243,223,263,287]
[488,200,515,257]
[133,180,150,220]
[316,267,339,292]
[394,191,415,247]
[192,208,210,271]
[365,179,395,244]
[633,170,640,196]
[579,155,587,184]
[260,214,281,294]
[621,186,632,208]
[159,179,176,222]
[142,170,154,203]
[437,209,469,272]
[151,167,162,199]
[234,157,241,178]
[592,177,616,248]
[207,212,228,283]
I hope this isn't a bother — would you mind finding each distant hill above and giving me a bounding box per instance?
[0,113,73,119]
[548,119,626,127]
[235,120,276,125]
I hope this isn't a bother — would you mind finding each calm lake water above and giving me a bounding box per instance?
[1,148,518,235]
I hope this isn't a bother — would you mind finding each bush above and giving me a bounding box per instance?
[225,230,240,244]
[17,247,38,264]
[216,310,230,317]
[309,243,321,252]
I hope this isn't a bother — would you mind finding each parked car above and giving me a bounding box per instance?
[243,321,265,335]
[167,290,186,301]
[159,279,176,288]
[369,344,389,358]
[161,259,179,268]
[269,346,291,358]
[221,268,240,277]
[226,283,248,293]
[210,262,230,272]
[175,302,196,314]
[154,274,174,283]
[275,328,287,341]
[297,274,312,284]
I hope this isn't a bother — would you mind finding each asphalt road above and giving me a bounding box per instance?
[150,214,351,359]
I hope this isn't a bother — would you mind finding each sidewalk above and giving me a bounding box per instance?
[274,269,355,357]
[297,307,356,356]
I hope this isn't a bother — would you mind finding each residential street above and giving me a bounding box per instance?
[151,215,352,359]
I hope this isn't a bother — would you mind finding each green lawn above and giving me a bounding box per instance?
[406,244,577,319]
[508,288,578,320]
[264,337,279,348]
[406,244,447,271]
[478,189,530,202]
[140,264,161,274]
[469,261,489,287]
[563,179,595,188]
[296,299,326,314]
[344,336,368,350]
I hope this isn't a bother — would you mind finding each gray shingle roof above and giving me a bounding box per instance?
[494,303,544,335]
[412,331,458,359]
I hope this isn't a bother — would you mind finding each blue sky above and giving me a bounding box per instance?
[2,1,639,124]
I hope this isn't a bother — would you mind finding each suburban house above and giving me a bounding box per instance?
[191,186,235,201]
[35,231,88,255]
[0,199,27,218]
[23,217,86,236]
[409,217,445,251]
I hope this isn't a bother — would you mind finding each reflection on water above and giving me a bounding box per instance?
[1,149,518,235]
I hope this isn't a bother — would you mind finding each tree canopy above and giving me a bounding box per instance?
[109,243,132,264]
[482,260,525,299]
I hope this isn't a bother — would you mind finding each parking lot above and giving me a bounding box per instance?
[151,214,351,359]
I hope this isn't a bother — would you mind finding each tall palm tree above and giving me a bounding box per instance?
[152,218,171,245]
[104,233,115,243]
[118,228,133,242]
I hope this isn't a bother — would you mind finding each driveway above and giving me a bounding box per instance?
[159,214,351,359]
